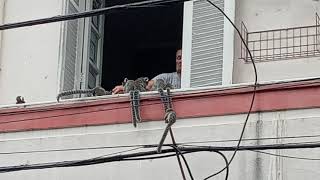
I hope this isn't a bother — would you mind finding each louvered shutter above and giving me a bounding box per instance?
[190,0,225,87]
[62,0,82,92]
[190,0,224,87]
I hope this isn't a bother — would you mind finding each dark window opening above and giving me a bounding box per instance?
[101,1,183,90]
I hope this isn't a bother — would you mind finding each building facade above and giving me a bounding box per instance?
[0,0,319,179]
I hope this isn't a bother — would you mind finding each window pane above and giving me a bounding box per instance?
[92,0,102,29]
[92,16,100,29]
[74,0,79,6]
[89,29,99,65]
[88,65,97,89]
[93,0,101,9]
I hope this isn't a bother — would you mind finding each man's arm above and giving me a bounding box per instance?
[112,85,124,94]
[113,73,167,93]
[147,73,167,91]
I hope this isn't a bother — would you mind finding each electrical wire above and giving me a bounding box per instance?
[170,134,187,180]
[204,0,258,179]
[212,150,229,180]
[120,151,193,161]
[178,134,320,145]
[0,137,319,155]
[0,0,185,31]
[0,142,319,173]
[251,150,320,161]
[81,147,144,161]
[169,130,194,180]
[166,89,192,180]
[0,146,144,173]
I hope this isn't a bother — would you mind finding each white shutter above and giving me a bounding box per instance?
[62,0,82,92]
[182,0,234,88]
[190,0,224,87]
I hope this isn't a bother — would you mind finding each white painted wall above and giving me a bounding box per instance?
[233,0,320,83]
[0,108,319,180]
[0,0,5,54]
[0,0,64,105]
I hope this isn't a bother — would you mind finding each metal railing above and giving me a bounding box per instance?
[240,13,320,62]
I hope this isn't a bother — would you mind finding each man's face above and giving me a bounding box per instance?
[176,49,182,73]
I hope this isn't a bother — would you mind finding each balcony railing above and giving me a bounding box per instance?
[240,13,320,62]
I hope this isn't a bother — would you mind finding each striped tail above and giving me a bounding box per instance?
[57,89,93,102]
[158,88,169,110]
[130,90,141,127]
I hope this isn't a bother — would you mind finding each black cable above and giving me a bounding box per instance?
[0,0,184,31]
[182,140,320,149]
[1,142,319,173]
[164,90,189,180]
[0,144,145,155]
[121,151,193,161]
[180,142,320,151]
[0,148,177,173]
[82,147,144,161]
[169,130,194,180]
[170,134,187,180]
[204,0,258,179]
[212,150,229,180]
[165,146,228,180]
[251,150,320,161]
[0,137,319,155]
[179,134,320,145]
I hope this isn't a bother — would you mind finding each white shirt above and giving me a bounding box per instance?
[152,72,181,89]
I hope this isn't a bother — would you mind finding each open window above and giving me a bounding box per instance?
[60,0,234,95]
[101,0,183,90]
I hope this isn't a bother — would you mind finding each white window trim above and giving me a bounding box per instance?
[222,0,235,85]
[181,0,235,88]
[181,1,193,88]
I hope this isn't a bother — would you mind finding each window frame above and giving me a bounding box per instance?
[60,0,235,93]
[81,0,105,89]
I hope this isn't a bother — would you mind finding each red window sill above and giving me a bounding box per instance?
[0,79,320,133]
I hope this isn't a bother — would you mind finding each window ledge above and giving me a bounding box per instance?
[1,77,320,133]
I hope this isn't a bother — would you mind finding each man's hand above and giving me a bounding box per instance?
[112,85,124,94]
[146,80,155,91]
